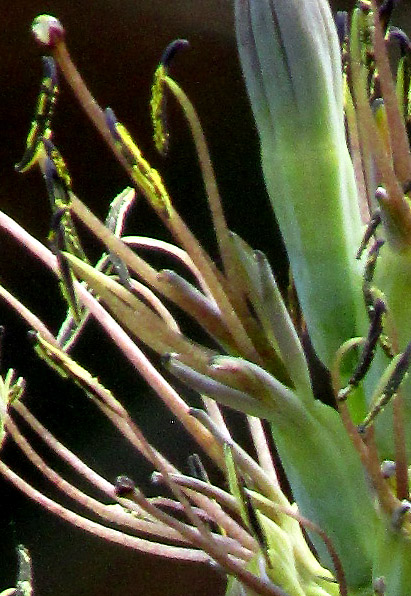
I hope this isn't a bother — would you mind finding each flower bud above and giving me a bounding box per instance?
[235,0,365,367]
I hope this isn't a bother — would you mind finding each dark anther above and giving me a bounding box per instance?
[187,453,209,482]
[42,55,58,86]
[348,298,386,388]
[381,460,396,479]
[50,208,66,235]
[360,341,411,430]
[370,238,385,256]
[26,330,38,345]
[391,500,411,531]
[42,145,70,210]
[48,209,66,257]
[43,143,68,202]
[356,211,381,260]
[363,239,385,286]
[114,475,136,497]
[160,352,173,368]
[15,55,58,173]
[150,471,162,485]
[104,107,120,141]
[403,179,411,194]
[205,559,228,577]
[335,12,348,48]
[42,136,54,156]
[43,154,58,191]
[188,407,204,420]
[243,490,270,564]
[389,27,411,55]
[378,0,397,34]
[160,39,190,69]
[358,1,371,13]
[383,341,411,397]
[373,576,386,596]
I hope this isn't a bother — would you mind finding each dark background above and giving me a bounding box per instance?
[0,1,410,595]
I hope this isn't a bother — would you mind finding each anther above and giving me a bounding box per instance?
[114,475,136,498]
[389,27,411,55]
[391,500,411,531]
[160,39,190,69]
[373,576,386,595]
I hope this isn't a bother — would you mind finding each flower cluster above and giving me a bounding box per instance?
[1,1,411,596]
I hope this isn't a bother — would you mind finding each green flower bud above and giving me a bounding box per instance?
[235,0,365,367]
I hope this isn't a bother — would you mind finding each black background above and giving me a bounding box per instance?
[0,1,410,595]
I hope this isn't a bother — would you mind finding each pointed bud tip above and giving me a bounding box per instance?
[32,15,65,48]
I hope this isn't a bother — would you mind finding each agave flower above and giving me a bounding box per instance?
[0,1,411,596]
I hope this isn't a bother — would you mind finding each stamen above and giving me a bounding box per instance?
[389,27,411,54]
[114,476,255,564]
[381,459,396,479]
[373,576,386,596]
[104,108,172,217]
[152,471,238,513]
[160,39,190,69]
[187,453,209,483]
[151,39,189,155]
[242,490,270,563]
[390,500,411,530]
[15,56,57,173]
[0,461,207,561]
[347,298,386,389]
[48,207,81,323]
[378,0,397,33]
[356,210,381,259]
[371,0,411,187]
[189,408,289,507]
[359,341,411,431]
[104,187,135,288]
[335,11,348,48]
[350,7,406,210]
[114,475,136,498]
[160,75,251,324]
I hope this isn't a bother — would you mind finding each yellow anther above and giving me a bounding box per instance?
[151,64,169,154]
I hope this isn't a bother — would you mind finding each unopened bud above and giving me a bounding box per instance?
[32,15,65,48]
